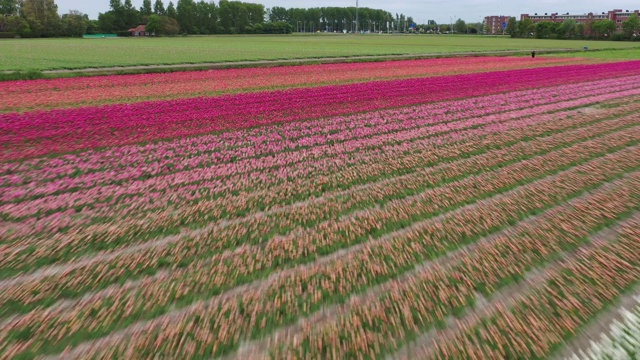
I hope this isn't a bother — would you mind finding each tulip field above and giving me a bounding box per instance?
[1,56,640,359]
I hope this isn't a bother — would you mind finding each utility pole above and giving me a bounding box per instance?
[355,0,359,33]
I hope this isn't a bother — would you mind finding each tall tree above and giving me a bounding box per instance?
[244,2,263,26]
[19,0,61,36]
[560,19,577,38]
[506,16,516,37]
[0,0,18,15]
[61,9,87,37]
[98,11,117,32]
[195,0,216,34]
[109,0,123,12]
[517,18,534,37]
[140,0,152,16]
[176,0,195,33]
[153,0,165,15]
[622,13,639,39]
[0,13,29,35]
[268,6,287,22]
[453,18,466,33]
[122,0,140,28]
[166,1,176,19]
[593,19,616,38]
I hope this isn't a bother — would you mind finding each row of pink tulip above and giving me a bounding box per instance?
[3,110,633,294]
[2,82,638,254]
[2,61,639,161]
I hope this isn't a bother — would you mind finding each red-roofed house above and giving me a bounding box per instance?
[129,25,147,36]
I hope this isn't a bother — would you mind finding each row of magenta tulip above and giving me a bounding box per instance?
[1,141,637,358]
[2,61,639,161]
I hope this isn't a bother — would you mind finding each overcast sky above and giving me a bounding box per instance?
[55,0,640,24]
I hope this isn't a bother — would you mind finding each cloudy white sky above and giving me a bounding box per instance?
[56,0,640,23]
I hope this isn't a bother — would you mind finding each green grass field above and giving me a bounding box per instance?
[549,47,640,60]
[1,34,639,71]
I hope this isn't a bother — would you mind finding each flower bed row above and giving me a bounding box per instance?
[24,168,639,359]
[427,216,640,360]
[3,88,638,258]
[2,76,628,191]
[0,76,634,198]
[2,119,637,300]
[1,146,637,358]
[0,57,593,113]
[2,113,638,284]
[3,76,634,204]
[2,61,639,161]
[268,183,640,360]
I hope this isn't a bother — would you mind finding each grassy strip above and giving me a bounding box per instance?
[0,71,46,82]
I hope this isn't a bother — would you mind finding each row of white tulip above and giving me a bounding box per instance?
[567,293,640,360]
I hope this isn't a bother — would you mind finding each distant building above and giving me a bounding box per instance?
[484,15,510,35]
[128,25,147,37]
[521,9,639,31]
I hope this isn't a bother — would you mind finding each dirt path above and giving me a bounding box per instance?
[36,49,577,76]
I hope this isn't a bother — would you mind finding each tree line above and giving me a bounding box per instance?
[0,0,416,37]
[100,0,276,36]
[505,14,640,41]
[267,7,404,33]
[0,0,91,37]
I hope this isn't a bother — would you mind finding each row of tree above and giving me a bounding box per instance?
[0,0,417,37]
[0,0,92,37]
[99,2,411,36]
[99,0,274,35]
[267,7,405,33]
[505,14,640,40]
